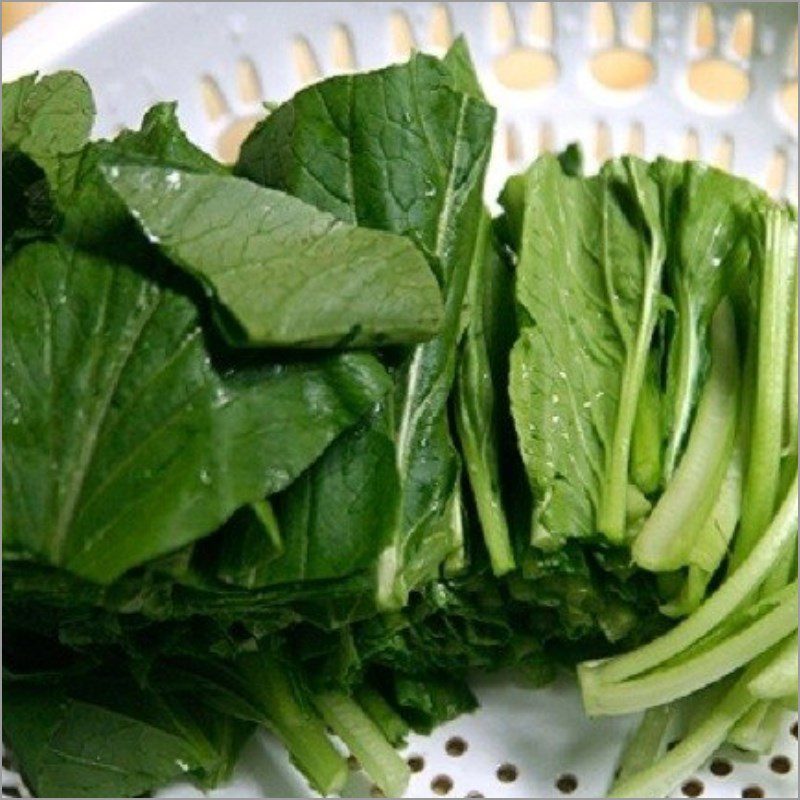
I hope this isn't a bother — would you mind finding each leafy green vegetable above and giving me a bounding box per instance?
[632,300,740,571]
[733,207,797,564]
[212,500,284,588]
[237,48,496,605]
[3,57,797,800]
[507,154,665,545]
[3,241,391,581]
[3,678,231,798]
[103,165,444,348]
[455,212,516,575]
[3,72,94,181]
[653,160,760,480]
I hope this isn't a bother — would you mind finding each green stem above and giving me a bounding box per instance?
[748,632,798,699]
[598,337,657,542]
[313,691,410,799]
[630,355,663,495]
[608,673,757,798]
[633,301,739,571]
[598,179,664,541]
[663,285,699,482]
[237,655,347,796]
[354,687,409,747]
[580,474,798,686]
[734,208,794,565]
[616,705,677,782]
[455,212,515,575]
[581,586,797,716]
[784,248,798,467]
[727,701,785,753]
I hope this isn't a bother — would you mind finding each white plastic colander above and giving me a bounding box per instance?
[2,2,798,798]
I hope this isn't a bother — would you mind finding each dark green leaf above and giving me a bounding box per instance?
[237,50,495,604]
[3,678,209,798]
[3,71,94,181]
[3,242,391,581]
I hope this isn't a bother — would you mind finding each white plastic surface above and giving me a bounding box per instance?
[2,2,798,798]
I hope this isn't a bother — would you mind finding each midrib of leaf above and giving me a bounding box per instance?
[598,167,664,540]
[50,275,160,564]
[396,93,470,472]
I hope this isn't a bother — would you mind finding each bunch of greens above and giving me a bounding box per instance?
[3,41,797,800]
[502,151,798,797]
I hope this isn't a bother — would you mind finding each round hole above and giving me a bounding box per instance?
[682,779,705,797]
[770,755,792,775]
[741,787,765,799]
[556,773,579,794]
[347,754,360,770]
[431,774,454,796]
[687,59,750,106]
[370,785,385,798]
[667,739,682,751]
[445,736,468,757]
[791,721,798,739]
[466,793,484,799]
[493,48,559,91]
[590,48,654,91]
[497,763,519,783]
[710,758,733,777]
[407,755,425,773]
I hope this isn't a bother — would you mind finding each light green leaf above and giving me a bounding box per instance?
[507,154,665,544]
[103,165,443,348]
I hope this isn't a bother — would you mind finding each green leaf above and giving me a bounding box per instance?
[212,500,284,589]
[53,102,225,254]
[391,672,478,733]
[507,155,665,545]
[263,405,401,586]
[652,160,762,480]
[3,150,58,254]
[102,164,443,348]
[3,678,210,798]
[441,36,486,98]
[3,72,94,180]
[237,50,495,604]
[3,242,391,581]
[455,212,515,574]
[632,301,740,571]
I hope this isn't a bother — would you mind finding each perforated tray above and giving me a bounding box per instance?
[3,3,798,798]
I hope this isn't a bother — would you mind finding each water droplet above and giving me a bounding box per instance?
[165,170,182,190]
[213,386,233,409]
[108,166,120,179]
[199,469,212,485]
[551,393,560,403]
